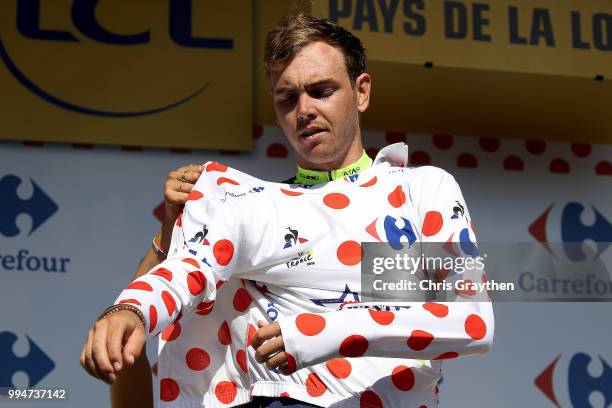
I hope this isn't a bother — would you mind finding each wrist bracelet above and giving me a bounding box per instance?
[97,304,147,328]
[151,233,168,258]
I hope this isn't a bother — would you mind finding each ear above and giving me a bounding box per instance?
[355,72,371,113]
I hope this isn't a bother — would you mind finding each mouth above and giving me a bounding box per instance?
[299,127,327,139]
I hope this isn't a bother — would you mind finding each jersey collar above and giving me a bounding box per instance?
[295,151,373,185]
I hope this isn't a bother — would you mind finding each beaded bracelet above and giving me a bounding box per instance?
[97,304,146,328]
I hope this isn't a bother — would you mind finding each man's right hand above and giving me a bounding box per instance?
[80,310,146,385]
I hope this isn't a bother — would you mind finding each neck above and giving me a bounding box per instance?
[295,150,372,185]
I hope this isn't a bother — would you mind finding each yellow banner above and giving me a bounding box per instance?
[0,0,252,150]
[312,0,612,78]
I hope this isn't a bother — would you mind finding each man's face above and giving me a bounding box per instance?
[270,41,370,170]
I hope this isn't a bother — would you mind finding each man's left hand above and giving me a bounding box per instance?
[251,321,294,375]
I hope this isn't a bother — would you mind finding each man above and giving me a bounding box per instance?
[82,14,494,407]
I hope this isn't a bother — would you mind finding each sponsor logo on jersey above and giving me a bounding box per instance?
[286,250,315,269]
[0,331,55,392]
[188,224,209,246]
[282,227,308,249]
[311,284,360,307]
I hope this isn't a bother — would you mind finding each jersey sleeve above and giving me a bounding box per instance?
[277,167,494,370]
[113,163,252,340]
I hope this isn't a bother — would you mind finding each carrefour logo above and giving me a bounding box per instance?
[529,202,611,261]
[0,174,57,237]
[0,331,55,392]
[0,0,234,117]
[535,353,612,407]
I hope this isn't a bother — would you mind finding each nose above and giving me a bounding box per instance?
[296,93,316,123]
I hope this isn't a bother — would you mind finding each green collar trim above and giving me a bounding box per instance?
[295,151,373,185]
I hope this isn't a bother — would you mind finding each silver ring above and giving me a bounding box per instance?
[178,181,183,193]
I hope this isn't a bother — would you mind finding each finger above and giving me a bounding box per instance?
[250,328,273,351]
[91,320,117,384]
[254,336,284,364]
[164,189,190,206]
[84,329,98,377]
[258,320,267,328]
[85,328,107,381]
[183,169,202,184]
[122,324,146,367]
[266,351,288,371]
[107,323,125,373]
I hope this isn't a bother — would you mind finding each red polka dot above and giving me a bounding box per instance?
[360,390,383,408]
[160,378,180,401]
[435,268,449,283]
[196,301,214,315]
[550,158,570,173]
[596,161,612,176]
[571,143,591,158]
[423,302,448,318]
[285,352,297,374]
[360,176,377,187]
[151,268,173,281]
[213,239,234,266]
[215,381,237,404]
[247,324,256,346]
[526,140,546,155]
[326,358,352,379]
[187,190,203,201]
[479,137,500,152]
[216,280,225,289]
[161,291,176,316]
[119,298,141,306]
[420,406,428,408]
[182,258,200,268]
[176,211,182,227]
[218,321,231,345]
[392,365,415,391]
[306,373,327,397]
[217,177,239,186]
[434,351,459,360]
[236,350,247,373]
[388,185,406,208]
[151,362,158,377]
[339,335,369,357]
[503,156,524,171]
[455,279,476,297]
[323,193,350,209]
[457,153,478,168]
[206,162,228,172]
[267,143,288,158]
[422,211,443,237]
[337,241,362,266]
[233,288,252,312]
[410,150,431,166]
[295,313,326,336]
[149,305,157,333]
[407,330,434,351]
[126,281,153,291]
[465,314,487,340]
[187,271,207,296]
[368,310,395,325]
[433,134,453,149]
[280,392,290,398]
[161,322,181,341]
[280,188,303,196]
[186,347,210,371]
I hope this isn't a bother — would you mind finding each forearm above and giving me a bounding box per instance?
[110,351,153,408]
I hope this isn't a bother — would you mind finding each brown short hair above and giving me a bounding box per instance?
[264,13,367,85]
